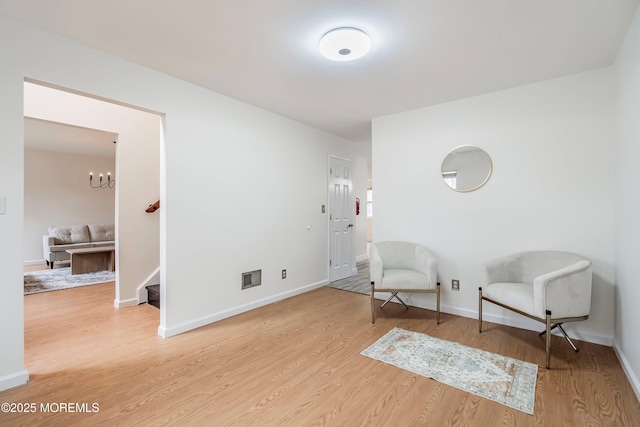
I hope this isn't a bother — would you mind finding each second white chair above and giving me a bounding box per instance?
[479,250,592,369]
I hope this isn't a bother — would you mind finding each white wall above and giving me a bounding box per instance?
[372,67,615,345]
[614,5,640,400]
[160,103,367,335]
[0,28,28,391]
[0,14,367,391]
[23,83,161,308]
[23,148,115,263]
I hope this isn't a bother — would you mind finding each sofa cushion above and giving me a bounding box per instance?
[93,241,115,248]
[49,242,95,252]
[48,225,90,245]
[88,224,114,242]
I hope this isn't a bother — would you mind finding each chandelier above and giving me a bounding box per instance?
[89,172,115,189]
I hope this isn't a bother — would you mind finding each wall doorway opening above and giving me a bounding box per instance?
[22,79,163,312]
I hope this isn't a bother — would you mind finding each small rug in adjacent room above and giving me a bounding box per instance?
[24,267,115,295]
[361,327,537,414]
[327,260,370,295]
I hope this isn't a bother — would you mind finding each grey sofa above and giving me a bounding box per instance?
[43,224,114,269]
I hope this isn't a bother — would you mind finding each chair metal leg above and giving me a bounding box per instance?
[436,282,441,325]
[370,282,375,324]
[539,323,579,352]
[380,294,394,308]
[539,323,559,336]
[395,293,409,309]
[557,324,579,352]
[381,292,409,309]
[478,287,483,333]
[370,283,441,325]
[545,310,552,369]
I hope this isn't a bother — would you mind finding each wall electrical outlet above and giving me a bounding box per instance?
[282,269,287,279]
[452,279,460,291]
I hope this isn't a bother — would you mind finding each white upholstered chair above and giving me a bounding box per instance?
[370,241,440,324]
[478,250,592,369]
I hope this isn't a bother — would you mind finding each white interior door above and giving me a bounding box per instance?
[329,156,354,282]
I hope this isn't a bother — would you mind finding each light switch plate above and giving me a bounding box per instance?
[0,195,6,215]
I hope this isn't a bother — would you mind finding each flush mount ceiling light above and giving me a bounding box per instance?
[319,27,371,61]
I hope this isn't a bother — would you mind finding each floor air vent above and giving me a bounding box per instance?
[242,269,262,290]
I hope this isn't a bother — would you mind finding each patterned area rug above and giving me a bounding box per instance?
[24,267,115,295]
[362,327,538,414]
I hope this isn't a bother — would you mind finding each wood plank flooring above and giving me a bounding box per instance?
[2,277,639,426]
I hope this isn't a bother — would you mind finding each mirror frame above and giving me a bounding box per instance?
[441,145,493,193]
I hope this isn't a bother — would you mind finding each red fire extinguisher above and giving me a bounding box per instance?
[355,198,360,215]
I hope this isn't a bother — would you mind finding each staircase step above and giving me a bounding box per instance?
[146,284,160,309]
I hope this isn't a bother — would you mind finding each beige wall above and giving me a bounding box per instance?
[23,148,115,263]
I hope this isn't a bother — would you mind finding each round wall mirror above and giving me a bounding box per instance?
[441,146,492,192]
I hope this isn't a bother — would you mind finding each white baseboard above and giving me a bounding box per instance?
[376,295,613,346]
[114,298,139,308]
[613,342,640,403]
[0,369,29,392]
[460,306,612,346]
[23,259,46,266]
[158,279,328,338]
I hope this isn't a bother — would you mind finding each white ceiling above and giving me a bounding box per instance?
[24,118,117,159]
[3,0,639,144]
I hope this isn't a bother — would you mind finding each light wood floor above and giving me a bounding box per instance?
[2,278,639,426]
